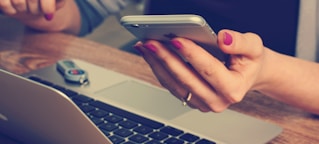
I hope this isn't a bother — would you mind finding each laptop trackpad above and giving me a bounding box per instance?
[95,81,192,120]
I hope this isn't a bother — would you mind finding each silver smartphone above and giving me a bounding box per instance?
[120,14,227,61]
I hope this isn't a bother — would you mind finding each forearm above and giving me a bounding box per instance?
[12,0,81,35]
[255,48,319,114]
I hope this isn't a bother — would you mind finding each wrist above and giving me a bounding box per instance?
[251,47,280,94]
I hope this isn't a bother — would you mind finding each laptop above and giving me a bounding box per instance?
[0,59,282,144]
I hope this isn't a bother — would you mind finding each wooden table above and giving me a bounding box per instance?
[0,19,318,144]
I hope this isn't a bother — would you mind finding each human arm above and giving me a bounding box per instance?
[134,29,319,115]
[254,44,319,115]
[0,0,128,36]
[0,0,81,35]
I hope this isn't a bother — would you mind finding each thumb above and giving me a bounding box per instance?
[217,29,264,59]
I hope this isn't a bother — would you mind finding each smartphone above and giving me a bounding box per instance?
[120,14,227,62]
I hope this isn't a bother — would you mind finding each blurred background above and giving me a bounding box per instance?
[84,0,145,49]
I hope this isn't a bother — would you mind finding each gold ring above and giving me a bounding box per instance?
[181,92,192,106]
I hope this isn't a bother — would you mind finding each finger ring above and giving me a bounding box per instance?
[181,92,192,106]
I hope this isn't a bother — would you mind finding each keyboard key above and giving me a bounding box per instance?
[149,131,169,140]
[119,120,138,129]
[79,105,95,113]
[90,109,109,118]
[89,117,104,125]
[28,76,42,82]
[72,100,83,106]
[114,128,134,137]
[145,140,162,144]
[57,87,77,97]
[99,123,118,132]
[122,142,135,144]
[196,139,216,144]
[73,94,94,103]
[164,137,184,144]
[104,114,123,123]
[133,125,153,134]
[180,133,200,142]
[129,134,149,143]
[100,129,110,136]
[91,101,164,129]
[28,76,77,97]
[160,126,183,136]
[109,135,125,144]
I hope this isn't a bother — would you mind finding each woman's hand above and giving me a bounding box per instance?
[135,29,266,112]
[0,0,66,20]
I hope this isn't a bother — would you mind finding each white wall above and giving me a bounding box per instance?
[296,0,318,62]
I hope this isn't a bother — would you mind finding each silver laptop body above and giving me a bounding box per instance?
[0,59,282,144]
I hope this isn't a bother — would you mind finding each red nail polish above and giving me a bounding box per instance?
[171,40,183,49]
[223,32,233,45]
[44,14,54,21]
[144,43,157,53]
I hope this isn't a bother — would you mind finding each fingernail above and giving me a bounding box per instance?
[223,32,233,45]
[171,39,183,49]
[144,43,157,53]
[44,14,54,21]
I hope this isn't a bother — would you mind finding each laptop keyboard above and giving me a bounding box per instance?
[28,76,216,144]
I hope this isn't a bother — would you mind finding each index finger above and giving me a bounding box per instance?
[171,36,231,86]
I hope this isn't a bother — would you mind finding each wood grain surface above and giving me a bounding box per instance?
[0,22,318,144]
